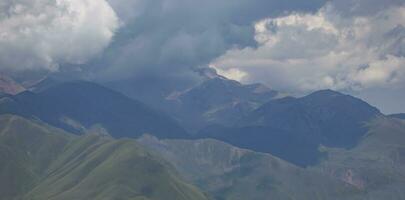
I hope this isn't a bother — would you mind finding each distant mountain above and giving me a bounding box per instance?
[138,136,360,200]
[389,113,405,120]
[139,117,405,199]
[198,90,382,166]
[27,77,61,93]
[241,90,382,147]
[105,76,193,111]
[105,69,280,132]
[166,77,279,131]
[0,81,189,139]
[0,114,208,200]
[316,117,405,198]
[0,74,25,95]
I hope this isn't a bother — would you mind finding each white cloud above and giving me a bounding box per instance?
[0,0,119,73]
[211,65,247,82]
[212,3,405,94]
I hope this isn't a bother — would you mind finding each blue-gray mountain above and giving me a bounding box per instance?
[138,117,405,200]
[390,113,405,120]
[165,77,279,132]
[0,81,189,139]
[106,70,280,132]
[198,90,382,166]
[1,76,404,200]
[1,75,386,167]
[105,74,383,166]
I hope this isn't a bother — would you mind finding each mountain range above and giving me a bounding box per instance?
[164,77,279,132]
[107,69,280,132]
[1,74,404,200]
[138,116,405,200]
[0,81,189,139]
[138,135,358,200]
[314,117,405,199]
[0,114,208,200]
[198,89,381,166]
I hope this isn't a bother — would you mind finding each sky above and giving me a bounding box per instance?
[0,0,404,113]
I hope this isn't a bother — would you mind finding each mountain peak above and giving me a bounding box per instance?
[195,67,228,80]
[308,89,345,98]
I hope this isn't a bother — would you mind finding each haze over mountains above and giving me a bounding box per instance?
[2,0,405,199]
[163,76,279,132]
[198,89,382,166]
[106,69,281,132]
[0,81,188,139]
[390,113,405,120]
[0,70,404,200]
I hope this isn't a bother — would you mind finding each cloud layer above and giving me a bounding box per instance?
[0,0,119,74]
[1,0,404,112]
[212,1,405,95]
[83,0,327,80]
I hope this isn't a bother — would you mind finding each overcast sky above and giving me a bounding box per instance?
[1,0,404,113]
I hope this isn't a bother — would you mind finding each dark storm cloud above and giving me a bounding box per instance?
[82,0,329,80]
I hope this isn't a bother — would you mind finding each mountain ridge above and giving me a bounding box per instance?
[0,81,190,139]
[0,114,209,200]
[198,89,382,166]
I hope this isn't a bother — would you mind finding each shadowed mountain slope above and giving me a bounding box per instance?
[198,90,382,166]
[139,117,405,200]
[106,71,279,133]
[167,77,279,131]
[138,136,361,200]
[314,117,405,199]
[0,81,189,139]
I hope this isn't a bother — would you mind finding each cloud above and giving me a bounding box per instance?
[78,0,328,81]
[212,2,405,94]
[1,0,404,113]
[329,0,404,16]
[0,0,119,74]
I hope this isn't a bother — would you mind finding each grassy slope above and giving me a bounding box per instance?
[139,117,405,199]
[138,136,360,200]
[3,114,405,200]
[0,115,72,199]
[314,117,405,199]
[0,115,208,200]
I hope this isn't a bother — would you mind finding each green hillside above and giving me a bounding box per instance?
[314,117,405,199]
[138,136,360,200]
[2,114,405,200]
[0,115,208,200]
